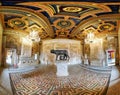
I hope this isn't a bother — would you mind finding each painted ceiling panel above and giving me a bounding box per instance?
[0,1,120,40]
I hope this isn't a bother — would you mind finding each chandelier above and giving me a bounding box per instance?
[26,30,40,42]
[85,28,95,43]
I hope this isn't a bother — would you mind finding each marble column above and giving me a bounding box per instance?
[118,21,120,65]
[0,16,3,66]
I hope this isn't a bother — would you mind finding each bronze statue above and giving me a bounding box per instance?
[51,49,70,61]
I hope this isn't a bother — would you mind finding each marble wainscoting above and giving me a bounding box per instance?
[18,57,39,67]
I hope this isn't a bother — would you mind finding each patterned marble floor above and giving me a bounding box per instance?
[0,64,120,95]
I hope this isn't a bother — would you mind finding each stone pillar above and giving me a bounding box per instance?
[115,37,119,65]
[0,16,3,66]
[2,36,6,67]
[118,21,120,65]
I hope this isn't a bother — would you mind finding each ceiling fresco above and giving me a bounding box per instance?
[0,1,120,40]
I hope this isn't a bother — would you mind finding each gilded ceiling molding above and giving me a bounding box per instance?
[102,2,120,5]
[62,7,82,13]
[17,2,56,16]
[0,6,54,38]
[98,23,115,32]
[17,2,111,19]
[71,14,120,38]
[8,17,29,29]
[4,29,27,37]
[53,19,75,29]
[1,2,119,41]
[56,29,69,38]
[0,14,3,30]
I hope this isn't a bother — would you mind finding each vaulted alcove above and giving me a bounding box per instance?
[40,39,83,65]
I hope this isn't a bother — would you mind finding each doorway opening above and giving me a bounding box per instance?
[5,48,18,68]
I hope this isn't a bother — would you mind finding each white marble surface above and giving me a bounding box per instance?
[56,61,69,76]
[84,58,89,65]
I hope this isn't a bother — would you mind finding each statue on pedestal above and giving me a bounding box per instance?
[50,49,70,76]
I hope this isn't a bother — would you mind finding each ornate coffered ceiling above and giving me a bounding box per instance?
[0,1,120,40]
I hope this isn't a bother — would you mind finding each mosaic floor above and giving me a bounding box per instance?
[0,84,10,95]
[9,65,111,95]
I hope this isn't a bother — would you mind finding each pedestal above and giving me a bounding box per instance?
[56,61,69,76]
[84,58,89,65]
